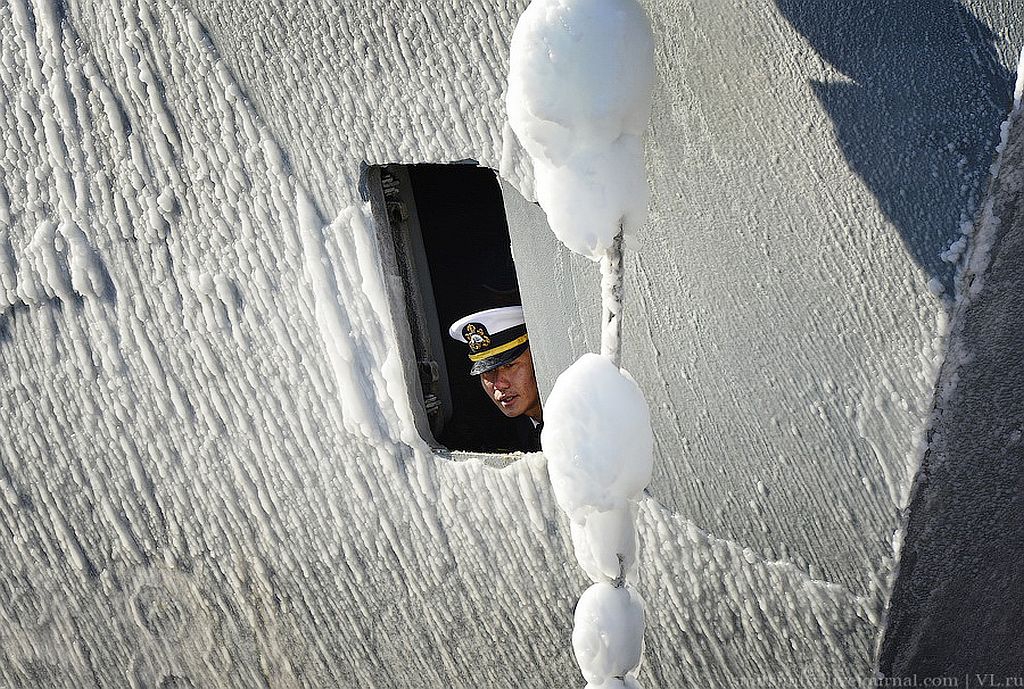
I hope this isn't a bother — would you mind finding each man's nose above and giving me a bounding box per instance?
[494,375,511,390]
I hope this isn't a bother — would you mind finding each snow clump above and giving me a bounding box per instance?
[507,0,656,260]
[572,582,646,685]
[543,353,653,583]
[570,505,639,583]
[542,353,654,521]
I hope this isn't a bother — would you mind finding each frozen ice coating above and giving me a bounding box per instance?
[507,0,656,259]
[586,678,643,689]
[543,353,653,679]
[1,0,1022,685]
[572,582,646,684]
[543,353,654,518]
[571,505,640,583]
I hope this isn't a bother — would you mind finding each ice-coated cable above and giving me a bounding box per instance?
[600,230,624,369]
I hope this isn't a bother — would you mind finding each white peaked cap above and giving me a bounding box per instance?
[449,305,530,375]
[448,306,526,341]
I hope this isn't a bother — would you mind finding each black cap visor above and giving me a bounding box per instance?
[470,342,529,376]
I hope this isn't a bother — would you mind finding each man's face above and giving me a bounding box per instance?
[479,347,543,421]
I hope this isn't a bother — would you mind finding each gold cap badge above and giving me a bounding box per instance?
[462,323,492,353]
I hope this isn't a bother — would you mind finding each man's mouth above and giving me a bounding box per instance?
[497,394,518,408]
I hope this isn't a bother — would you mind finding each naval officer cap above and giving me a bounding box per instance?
[448,306,530,375]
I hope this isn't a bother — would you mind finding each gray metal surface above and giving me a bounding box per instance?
[879,99,1024,677]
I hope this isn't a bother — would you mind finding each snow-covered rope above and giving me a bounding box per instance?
[507,1,657,686]
[600,231,625,369]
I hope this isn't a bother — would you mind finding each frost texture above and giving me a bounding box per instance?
[507,0,655,260]
[0,0,946,684]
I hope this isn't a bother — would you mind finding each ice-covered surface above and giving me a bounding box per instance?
[507,0,655,259]
[0,0,1022,686]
